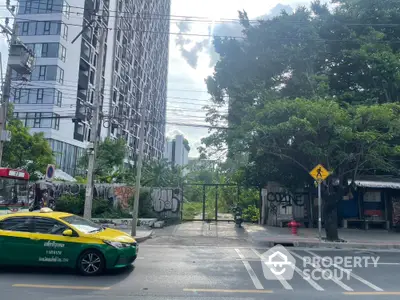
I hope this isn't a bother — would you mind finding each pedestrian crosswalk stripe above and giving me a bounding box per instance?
[289,250,353,291]
[235,249,264,290]
[305,250,383,292]
[252,249,293,290]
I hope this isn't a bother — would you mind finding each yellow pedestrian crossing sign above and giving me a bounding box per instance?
[309,164,330,182]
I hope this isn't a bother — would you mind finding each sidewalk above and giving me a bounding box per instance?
[121,228,153,243]
[246,224,400,249]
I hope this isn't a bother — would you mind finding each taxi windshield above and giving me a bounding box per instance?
[61,215,102,234]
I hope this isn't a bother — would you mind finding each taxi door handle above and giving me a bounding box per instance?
[30,236,41,240]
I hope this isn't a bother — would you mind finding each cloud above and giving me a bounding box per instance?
[174,3,295,70]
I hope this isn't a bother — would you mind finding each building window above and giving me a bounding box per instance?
[17,21,65,36]
[56,90,62,106]
[57,68,64,84]
[21,22,29,35]
[59,44,66,61]
[63,1,70,18]
[26,43,62,60]
[30,65,63,82]
[14,112,61,130]
[62,23,68,40]
[18,0,64,14]
[12,88,62,106]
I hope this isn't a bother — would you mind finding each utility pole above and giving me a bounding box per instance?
[130,17,145,237]
[130,105,148,236]
[0,2,18,167]
[83,17,106,219]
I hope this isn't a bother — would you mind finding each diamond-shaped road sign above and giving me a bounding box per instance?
[309,164,330,182]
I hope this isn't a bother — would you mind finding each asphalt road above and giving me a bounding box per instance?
[2,240,400,299]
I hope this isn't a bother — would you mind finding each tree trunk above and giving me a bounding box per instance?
[324,193,339,241]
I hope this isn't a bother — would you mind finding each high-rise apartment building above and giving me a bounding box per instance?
[164,134,190,169]
[9,0,170,175]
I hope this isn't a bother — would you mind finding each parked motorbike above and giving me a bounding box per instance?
[232,205,243,228]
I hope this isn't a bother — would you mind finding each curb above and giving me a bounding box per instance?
[261,240,400,250]
[134,230,154,243]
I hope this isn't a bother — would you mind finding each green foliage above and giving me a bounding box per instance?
[3,118,54,180]
[79,137,127,183]
[141,159,184,187]
[56,194,84,216]
[201,0,400,239]
[243,205,259,223]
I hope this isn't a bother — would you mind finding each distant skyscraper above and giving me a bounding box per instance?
[9,0,170,175]
[164,135,190,168]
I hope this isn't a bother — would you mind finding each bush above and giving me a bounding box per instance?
[56,194,84,215]
[243,205,259,223]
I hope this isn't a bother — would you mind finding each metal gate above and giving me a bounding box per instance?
[182,183,261,222]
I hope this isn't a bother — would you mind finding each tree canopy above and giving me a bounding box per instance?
[201,0,400,240]
[3,118,54,180]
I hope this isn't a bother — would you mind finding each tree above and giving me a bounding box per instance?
[141,159,184,187]
[3,118,54,180]
[78,137,127,183]
[201,0,400,240]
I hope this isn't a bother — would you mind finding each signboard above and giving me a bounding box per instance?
[46,164,56,181]
[8,170,26,178]
[309,164,330,182]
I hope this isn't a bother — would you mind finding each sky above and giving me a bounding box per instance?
[0,0,323,158]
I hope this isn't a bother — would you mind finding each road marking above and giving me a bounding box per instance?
[183,288,273,294]
[276,251,324,291]
[289,250,353,291]
[343,292,400,295]
[235,248,264,290]
[369,262,400,265]
[12,284,110,290]
[306,250,383,291]
[252,248,293,290]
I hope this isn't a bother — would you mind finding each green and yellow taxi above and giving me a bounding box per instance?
[0,208,138,275]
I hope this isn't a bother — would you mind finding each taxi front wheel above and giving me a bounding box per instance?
[77,249,105,276]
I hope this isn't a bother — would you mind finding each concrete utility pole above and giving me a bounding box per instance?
[0,2,18,167]
[131,106,147,236]
[83,17,106,219]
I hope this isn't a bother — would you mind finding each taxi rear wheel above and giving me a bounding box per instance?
[77,249,105,276]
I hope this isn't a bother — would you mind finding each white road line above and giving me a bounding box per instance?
[235,249,264,290]
[289,250,353,291]
[252,249,293,290]
[305,250,383,292]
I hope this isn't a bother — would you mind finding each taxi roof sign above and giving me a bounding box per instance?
[40,208,53,213]
[309,164,330,182]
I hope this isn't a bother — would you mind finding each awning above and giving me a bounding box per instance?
[349,180,400,190]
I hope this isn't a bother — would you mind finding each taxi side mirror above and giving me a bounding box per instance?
[62,229,73,237]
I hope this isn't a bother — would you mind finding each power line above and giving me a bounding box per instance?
[4,4,400,27]
[5,15,400,43]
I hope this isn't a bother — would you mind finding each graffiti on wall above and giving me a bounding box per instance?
[151,188,181,213]
[266,192,305,206]
[46,182,182,217]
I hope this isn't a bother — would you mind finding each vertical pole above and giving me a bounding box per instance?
[318,181,322,240]
[202,185,206,221]
[83,21,105,219]
[215,185,218,221]
[259,186,262,224]
[0,17,18,167]
[131,106,146,236]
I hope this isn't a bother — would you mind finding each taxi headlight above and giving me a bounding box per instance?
[104,240,129,249]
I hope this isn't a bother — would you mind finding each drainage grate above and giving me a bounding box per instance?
[274,242,295,247]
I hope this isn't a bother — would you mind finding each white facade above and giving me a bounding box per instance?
[164,135,189,168]
[9,0,170,175]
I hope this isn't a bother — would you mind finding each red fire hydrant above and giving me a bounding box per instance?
[288,220,301,235]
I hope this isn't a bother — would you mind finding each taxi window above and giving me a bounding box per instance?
[33,217,68,235]
[0,217,32,232]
